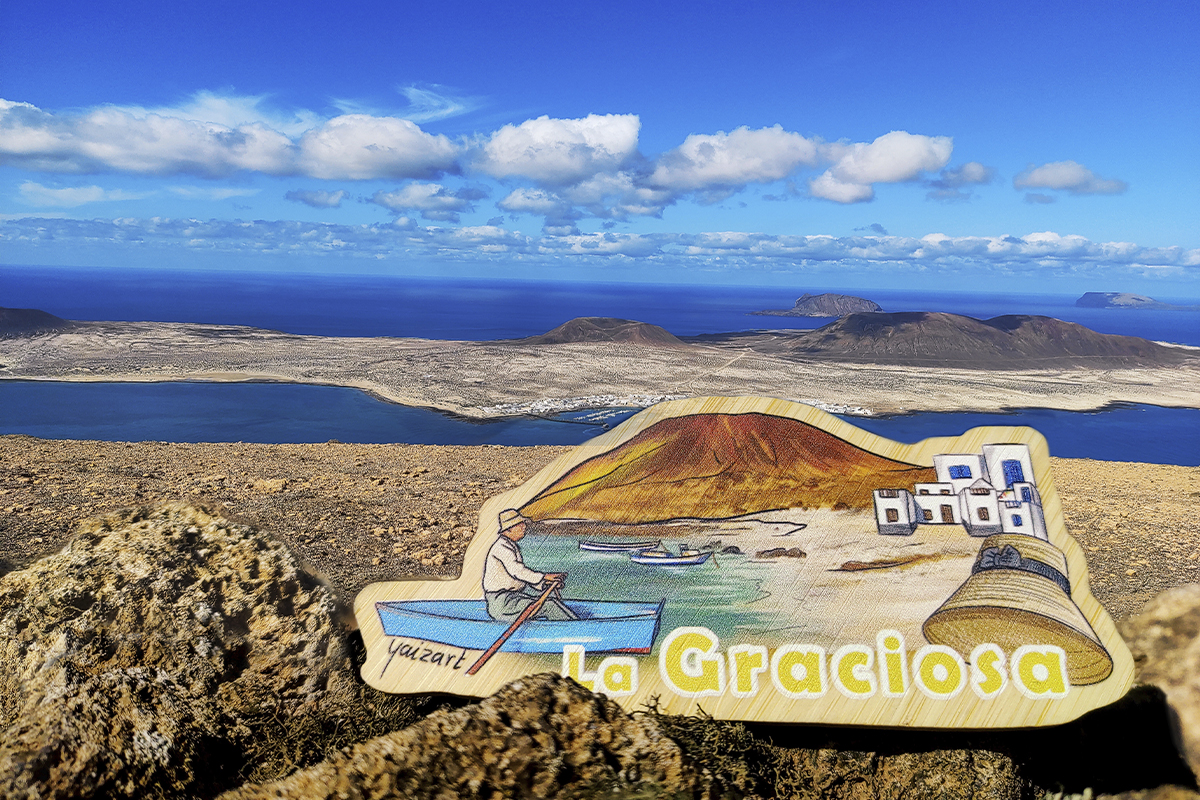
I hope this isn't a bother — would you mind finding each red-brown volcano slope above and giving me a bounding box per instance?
[520,412,934,524]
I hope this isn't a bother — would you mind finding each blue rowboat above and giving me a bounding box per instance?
[375,598,664,654]
[578,539,661,552]
[629,550,712,566]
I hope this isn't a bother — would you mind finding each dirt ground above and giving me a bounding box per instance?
[1,435,1197,621]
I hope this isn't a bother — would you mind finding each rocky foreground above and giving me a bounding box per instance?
[2,439,1200,798]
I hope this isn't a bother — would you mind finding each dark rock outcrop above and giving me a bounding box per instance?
[514,316,687,347]
[756,547,807,559]
[0,502,411,799]
[753,292,883,317]
[0,307,74,338]
[221,673,703,800]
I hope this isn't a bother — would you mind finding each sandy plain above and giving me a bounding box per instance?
[2,321,1199,416]
[2,437,1197,625]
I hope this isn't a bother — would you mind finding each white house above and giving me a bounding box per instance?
[872,488,919,535]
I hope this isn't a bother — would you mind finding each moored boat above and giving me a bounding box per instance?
[375,598,664,654]
[629,549,712,566]
[578,539,661,552]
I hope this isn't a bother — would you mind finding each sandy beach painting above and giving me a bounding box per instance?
[357,396,1133,728]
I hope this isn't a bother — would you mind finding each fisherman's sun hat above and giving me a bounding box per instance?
[922,533,1113,686]
[498,508,531,532]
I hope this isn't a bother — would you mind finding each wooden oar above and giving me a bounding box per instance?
[466,579,563,676]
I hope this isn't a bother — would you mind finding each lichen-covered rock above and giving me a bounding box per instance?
[772,747,1021,799]
[1119,584,1200,781]
[0,502,373,799]
[220,673,704,800]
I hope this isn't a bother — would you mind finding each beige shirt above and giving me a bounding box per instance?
[482,536,544,593]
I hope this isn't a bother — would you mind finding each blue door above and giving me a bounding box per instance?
[1002,459,1025,487]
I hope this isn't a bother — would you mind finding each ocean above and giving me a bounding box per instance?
[2,264,1198,463]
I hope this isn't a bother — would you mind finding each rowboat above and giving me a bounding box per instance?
[629,549,712,566]
[578,539,661,552]
[375,598,664,654]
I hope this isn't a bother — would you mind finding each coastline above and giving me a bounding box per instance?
[2,320,1199,419]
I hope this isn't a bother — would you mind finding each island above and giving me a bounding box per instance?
[752,292,882,317]
[1076,292,1199,310]
[1,310,1198,419]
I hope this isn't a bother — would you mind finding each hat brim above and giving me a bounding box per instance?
[923,569,1113,685]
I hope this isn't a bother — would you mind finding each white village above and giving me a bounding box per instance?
[872,443,1047,539]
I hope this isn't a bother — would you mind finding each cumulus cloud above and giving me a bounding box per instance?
[296,116,459,180]
[855,223,889,235]
[1013,160,1128,195]
[476,114,640,185]
[925,161,996,202]
[0,98,460,180]
[369,183,487,222]
[648,125,820,196]
[4,215,1196,275]
[809,131,953,203]
[284,189,349,208]
[18,181,147,207]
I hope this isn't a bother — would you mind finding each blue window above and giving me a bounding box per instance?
[1012,514,1023,527]
[948,465,972,479]
[1002,459,1025,487]
[1021,486,1032,503]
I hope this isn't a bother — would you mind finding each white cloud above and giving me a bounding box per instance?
[18,181,147,207]
[369,183,486,222]
[925,161,996,202]
[112,90,323,137]
[649,125,820,193]
[0,98,459,181]
[810,131,953,203]
[0,99,295,177]
[297,115,460,180]
[1013,160,1128,195]
[497,188,570,216]
[477,114,640,185]
[4,215,1196,274]
[284,189,349,208]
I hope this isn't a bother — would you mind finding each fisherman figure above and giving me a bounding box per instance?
[483,509,578,621]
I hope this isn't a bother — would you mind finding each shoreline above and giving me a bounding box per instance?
[1,320,1198,420]
[3,373,1200,422]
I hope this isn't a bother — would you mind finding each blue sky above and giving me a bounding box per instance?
[1,0,1197,293]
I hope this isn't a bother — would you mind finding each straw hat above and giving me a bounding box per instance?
[498,508,531,532]
[923,533,1113,685]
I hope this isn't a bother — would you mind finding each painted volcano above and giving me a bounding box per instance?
[520,412,934,524]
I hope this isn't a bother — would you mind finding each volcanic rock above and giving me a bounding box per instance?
[220,673,703,800]
[1118,583,1200,781]
[0,307,74,338]
[779,311,1190,367]
[514,316,687,347]
[0,502,375,799]
[753,292,883,317]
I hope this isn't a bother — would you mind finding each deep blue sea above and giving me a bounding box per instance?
[2,265,1198,463]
